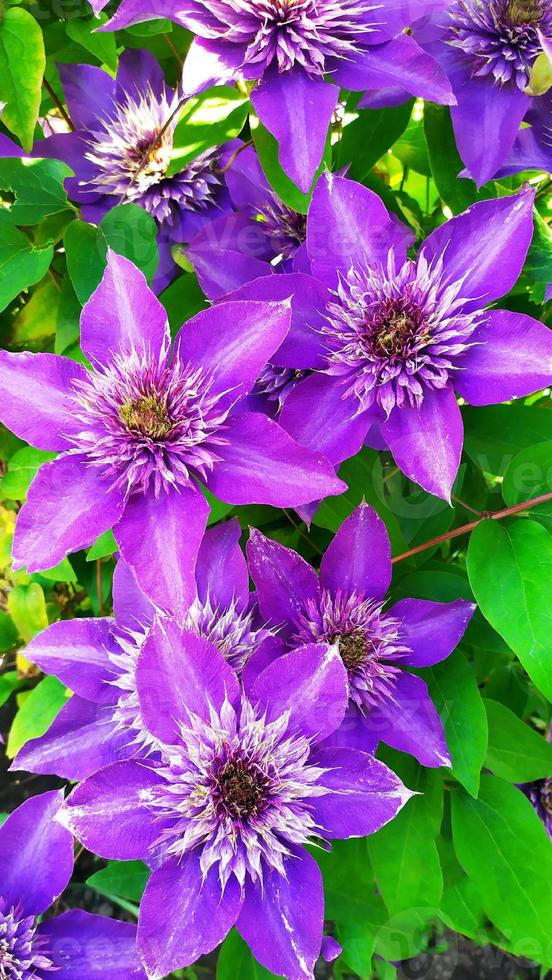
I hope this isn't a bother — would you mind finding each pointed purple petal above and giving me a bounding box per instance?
[241,635,288,691]
[420,189,535,310]
[39,910,146,980]
[364,671,451,769]
[280,372,374,466]
[206,413,346,506]
[13,455,125,573]
[455,309,552,405]
[59,761,167,860]
[381,386,463,502]
[113,560,154,631]
[391,597,475,667]
[0,790,73,916]
[139,855,243,979]
[320,502,392,600]
[251,643,348,742]
[13,697,132,782]
[114,483,209,622]
[252,68,338,193]
[175,299,292,402]
[247,527,320,633]
[188,243,272,301]
[195,518,249,608]
[116,48,166,102]
[23,618,118,703]
[136,620,239,743]
[80,250,170,369]
[237,849,323,980]
[307,172,406,287]
[0,350,87,451]
[451,76,529,187]
[309,747,414,837]
[333,35,455,105]
[58,63,115,130]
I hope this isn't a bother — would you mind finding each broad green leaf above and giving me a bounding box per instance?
[0,9,45,150]
[55,275,81,354]
[217,931,281,980]
[423,105,479,214]
[484,699,552,782]
[252,118,330,213]
[0,213,54,312]
[11,277,59,350]
[467,519,552,701]
[100,204,158,283]
[7,583,48,643]
[87,861,150,903]
[502,441,552,530]
[0,612,19,654]
[0,447,55,502]
[526,51,552,96]
[393,117,431,177]
[0,670,22,708]
[202,487,234,526]
[438,838,489,943]
[7,676,68,758]
[0,157,74,225]
[523,211,552,303]
[463,404,552,477]
[452,775,552,962]
[426,650,488,798]
[168,86,249,174]
[368,772,443,915]
[336,101,413,180]
[86,529,117,561]
[160,271,208,334]
[66,15,118,71]
[64,220,107,305]
[32,557,77,585]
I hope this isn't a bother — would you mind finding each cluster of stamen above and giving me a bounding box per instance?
[448,0,552,89]
[322,251,482,416]
[68,348,231,498]
[0,901,55,980]
[185,595,276,673]
[85,86,224,224]
[195,0,375,75]
[293,589,411,709]
[147,699,327,887]
[255,196,307,261]
[254,365,309,412]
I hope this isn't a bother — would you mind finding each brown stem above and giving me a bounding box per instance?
[43,77,74,132]
[283,510,324,555]
[163,32,183,67]
[451,494,483,518]
[391,490,552,564]
[214,139,254,175]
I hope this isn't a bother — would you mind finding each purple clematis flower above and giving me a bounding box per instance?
[0,249,344,616]
[13,520,280,781]
[0,790,146,979]
[247,502,476,768]
[58,630,412,980]
[209,172,552,501]
[38,49,234,290]
[402,1,552,186]
[97,0,455,193]
[521,776,552,837]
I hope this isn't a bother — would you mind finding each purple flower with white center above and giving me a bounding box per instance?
[521,777,552,837]
[97,0,455,192]
[0,791,145,980]
[0,249,344,618]
[59,629,413,980]
[247,502,476,768]
[12,520,280,781]
[217,171,552,501]
[397,1,552,185]
[38,49,233,289]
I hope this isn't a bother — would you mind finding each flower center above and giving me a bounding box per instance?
[119,394,173,439]
[506,0,542,23]
[216,756,268,819]
[256,198,307,261]
[370,300,425,358]
[0,901,55,979]
[336,630,370,671]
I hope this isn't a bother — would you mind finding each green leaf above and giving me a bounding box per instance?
[423,105,479,214]
[463,404,552,477]
[426,650,488,798]
[368,772,443,915]
[64,220,107,304]
[502,441,552,531]
[0,157,74,226]
[438,838,489,943]
[451,775,552,962]
[86,529,117,561]
[0,213,54,312]
[0,447,55,501]
[159,271,208,334]
[526,50,552,96]
[55,275,81,354]
[0,670,23,709]
[0,9,45,150]
[11,277,59,350]
[32,557,77,584]
[484,699,552,782]
[336,101,413,180]
[0,612,19,653]
[467,519,552,701]
[393,117,431,177]
[66,15,118,71]
[252,118,330,213]
[524,211,552,303]
[217,931,281,979]
[7,676,68,758]
[87,861,150,904]
[168,86,249,174]
[100,204,158,283]
[7,582,48,643]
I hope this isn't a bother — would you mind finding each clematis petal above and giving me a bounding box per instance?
[195,518,249,608]
[112,560,154,631]
[0,350,87,451]
[247,527,320,634]
[58,63,115,130]
[23,618,119,703]
[332,35,455,106]
[38,910,147,980]
[391,598,475,667]
[362,671,451,769]
[319,502,392,600]
[116,47,166,102]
